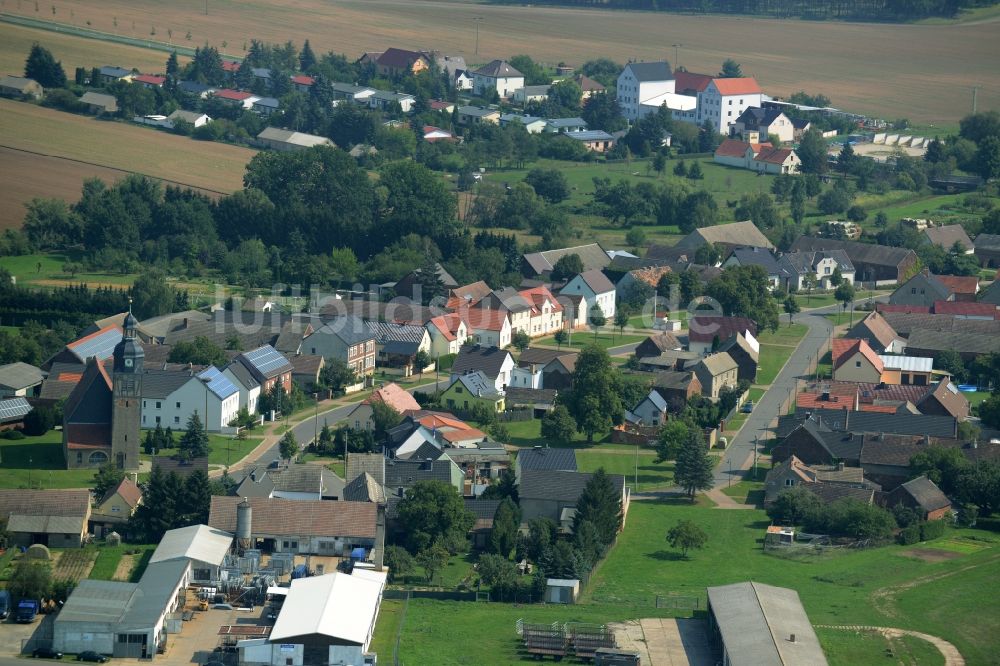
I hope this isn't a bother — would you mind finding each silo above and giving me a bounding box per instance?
[236,498,253,551]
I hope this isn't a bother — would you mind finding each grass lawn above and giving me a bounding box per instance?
[794,292,841,309]
[756,323,808,346]
[963,391,989,407]
[89,544,157,582]
[720,465,768,506]
[756,344,797,385]
[0,430,99,489]
[504,419,637,451]
[825,311,860,327]
[576,450,674,492]
[299,453,346,479]
[394,552,478,590]
[817,627,944,666]
[370,599,405,662]
[534,330,646,353]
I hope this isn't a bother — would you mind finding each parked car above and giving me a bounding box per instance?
[32,647,63,659]
[0,590,10,619]
[212,603,234,610]
[75,652,108,663]
[741,401,753,413]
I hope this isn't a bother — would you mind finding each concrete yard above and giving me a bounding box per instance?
[611,618,716,666]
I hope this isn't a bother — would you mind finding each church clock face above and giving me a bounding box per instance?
[124,358,133,368]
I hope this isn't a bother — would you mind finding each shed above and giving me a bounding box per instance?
[545,578,580,604]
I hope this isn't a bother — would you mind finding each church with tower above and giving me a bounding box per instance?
[63,310,143,471]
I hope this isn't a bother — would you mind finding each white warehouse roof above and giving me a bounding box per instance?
[270,571,386,646]
[878,355,933,373]
[149,524,233,567]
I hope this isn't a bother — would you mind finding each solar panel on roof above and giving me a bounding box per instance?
[0,397,32,421]
[243,346,289,376]
[69,328,122,361]
[198,367,238,399]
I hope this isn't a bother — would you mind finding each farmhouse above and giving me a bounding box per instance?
[456,105,500,125]
[90,477,142,537]
[923,224,974,253]
[690,352,739,400]
[560,269,617,319]
[889,270,953,307]
[687,316,757,356]
[0,361,44,397]
[564,130,616,152]
[0,489,91,548]
[256,127,335,151]
[846,311,904,353]
[706,582,827,666]
[303,317,376,379]
[882,476,952,520]
[472,60,525,99]
[80,91,118,114]
[778,249,855,290]
[522,242,610,278]
[0,75,43,100]
[374,47,431,77]
[789,237,918,285]
[653,370,702,411]
[675,221,774,254]
[731,106,794,143]
[518,470,629,532]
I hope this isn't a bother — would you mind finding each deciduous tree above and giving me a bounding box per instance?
[666,519,708,557]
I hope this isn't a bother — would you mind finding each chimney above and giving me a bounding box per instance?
[789,634,796,643]
[923,433,930,445]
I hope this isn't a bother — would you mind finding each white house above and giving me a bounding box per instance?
[472,60,525,99]
[368,90,416,113]
[778,250,856,291]
[140,367,238,433]
[520,286,565,337]
[512,84,550,105]
[627,390,668,426]
[499,113,547,134]
[223,361,261,415]
[560,269,616,321]
[426,314,468,357]
[697,77,763,135]
[453,69,474,91]
[464,309,512,349]
[732,106,794,144]
[450,345,516,393]
[616,61,674,122]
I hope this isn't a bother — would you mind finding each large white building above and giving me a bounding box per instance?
[697,77,764,134]
[616,61,675,122]
[140,366,240,433]
[471,59,525,99]
[560,269,617,321]
[239,570,385,666]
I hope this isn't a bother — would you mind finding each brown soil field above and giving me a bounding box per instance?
[0,22,189,78]
[0,97,254,228]
[904,548,963,563]
[2,0,998,123]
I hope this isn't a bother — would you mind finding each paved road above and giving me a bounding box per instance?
[232,378,450,476]
[713,296,883,489]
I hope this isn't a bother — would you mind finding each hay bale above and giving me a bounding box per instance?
[25,543,51,560]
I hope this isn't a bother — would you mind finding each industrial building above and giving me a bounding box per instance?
[53,524,234,659]
[238,569,385,666]
[706,581,827,666]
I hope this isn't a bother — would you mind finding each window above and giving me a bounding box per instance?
[911,288,917,294]
[76,451,83,464]
[174,416,180,424]
[824,267,831,274]
[155,401,161,409]
[111,505,120,512]
[143,400,147,408]
[855,361,861,368]
[142,416,146,424]
[785,478,794,486]
[176,402,181,409]
[155,416,161,424]
[89,450,108,464]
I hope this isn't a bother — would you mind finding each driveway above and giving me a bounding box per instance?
[611,618,715,666]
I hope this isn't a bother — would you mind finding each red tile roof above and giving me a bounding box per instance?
[214,89,253,101]
[754,147,794,165]
[935,275,979,296]
[673,71,713,94]
[465,308,509,332]
[102,477,142,508]
[221,60,241,72]
[832,338,883,373]
[796,384,858,411]
[428,314,465,341]
[290,75,315,86]
[712,77,762,95]
[65,423,111,450]
[520,285,563,313]
[932,300,999,318]
[133,74,166,85]
[715,138,752,158]
[365,382,421,412]
[430,100,454,111]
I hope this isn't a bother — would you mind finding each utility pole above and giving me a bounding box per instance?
[313,393,319,447]
[672,44,682,69]
[972,86,979,115]
[473,17,484,56]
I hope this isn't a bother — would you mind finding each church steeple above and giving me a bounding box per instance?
[113,301,144,374]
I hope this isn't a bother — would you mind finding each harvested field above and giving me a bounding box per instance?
[1,0,998,123]
[0,146,140,230]
[0,97,254,228]
[0,21,187,77]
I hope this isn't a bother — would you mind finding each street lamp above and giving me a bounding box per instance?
[313,393,319,448]
[672,44,683,69]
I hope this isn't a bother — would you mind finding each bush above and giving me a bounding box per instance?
[22,406,56,436]
[1,429,26,440]
[920,519,947,541]
[898,524,921,545]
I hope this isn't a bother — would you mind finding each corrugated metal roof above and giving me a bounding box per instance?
[877,354,933,372]
[149,524,233,567]
[270,572,385,645]
[0,362,44,390]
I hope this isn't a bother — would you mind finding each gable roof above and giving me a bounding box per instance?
[343,472,386,503]
[710,77,762,95]
[917,380,969,420]
[451,345,512,378]
[517,347,576,368]
[754,147,795,165]
[236,344,293,381]
[523,243,610,276]
[150,524,233,566]
[518,469,624,502]
[517,447,577,472]
[447,281,493,308]
[474,59,523,78]
[906,328,1000,356]
[313,315,376,347]
[728,246,788,276]
[832,338,884,373]
[848,311,899,350]
[66,324,123,363]
[625,61,673,83]
[0,489,91,521]
[715,138,756,158]
[209,496,376,538]
[688,316,757,344]
[697,352,738,376]
[376,47,430,69]
[452,370,502,398]
[677,221,774,250]
[894,476,951,513]
[779,409,956,439]
[575,268,616,294]
[673,70,712,94]
[789,237,916,269]
[924,224,973,252]
[932,300,998,318]
[935,275,979,296]
[802,483,875,505]
[428,313,466,341]
[0,362,44,390]
[365,382,421,413]
[63,356,112,426]
[640,332,682,354]
[346,453,385,486]
[384,456,460,488]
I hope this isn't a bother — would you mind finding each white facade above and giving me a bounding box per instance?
[426,318,468,357]
[616,63,674,122]
[468,317,512,349]
[511,365,543,389]
[698,81,763,134]
[473,73,525,99]
[141,376,239,433]
[223,366,260,414]
[560,275,616,320]
[526,301,564,337]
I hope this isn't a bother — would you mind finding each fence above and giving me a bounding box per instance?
[384,588,477,601]
[497,408,533,423]
[655,594,702,610]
